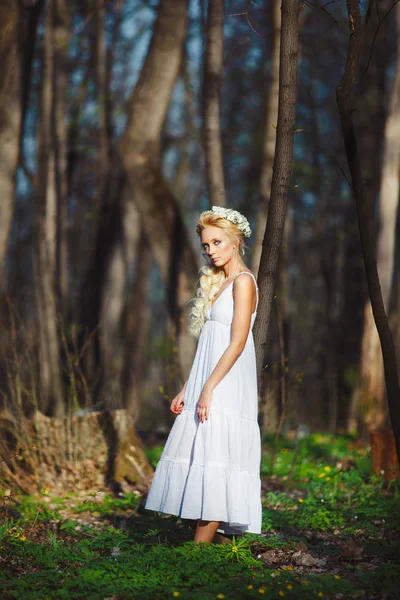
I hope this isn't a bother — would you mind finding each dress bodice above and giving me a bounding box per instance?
[206,271,259,327]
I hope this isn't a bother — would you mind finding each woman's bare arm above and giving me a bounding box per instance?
[202,274,256,393]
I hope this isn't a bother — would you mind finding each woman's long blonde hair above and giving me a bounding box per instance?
[188,212,247,338]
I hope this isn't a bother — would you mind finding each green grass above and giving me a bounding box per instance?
[1,434,399,599]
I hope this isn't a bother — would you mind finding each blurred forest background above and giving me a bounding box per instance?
[1,0,400,476]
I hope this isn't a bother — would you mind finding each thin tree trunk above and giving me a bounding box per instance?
[357,3,400,431]
[99,192,143,409]
[336,0,400,460]
[254,0,300,386]
[203,0,226,206]
[251,0,281,275]
[53,0,70,317]
[95,0,110,170]
[78,1,120,397]
[0,2,20,274]
[121,227,151,422]
[35,0,64,417]
[35,2,65,417]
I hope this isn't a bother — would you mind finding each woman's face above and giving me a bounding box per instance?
[200,226,236,267]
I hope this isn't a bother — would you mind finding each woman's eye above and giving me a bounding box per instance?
[215,240,220,245]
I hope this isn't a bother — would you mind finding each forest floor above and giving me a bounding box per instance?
[0,434,399,599]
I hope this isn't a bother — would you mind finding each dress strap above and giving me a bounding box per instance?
[234,271,259,313]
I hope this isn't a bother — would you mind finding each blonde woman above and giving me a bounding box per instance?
[145,206,262,543]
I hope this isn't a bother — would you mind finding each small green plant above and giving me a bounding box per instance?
[219,535,251,563]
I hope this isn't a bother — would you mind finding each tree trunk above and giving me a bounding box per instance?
[336,0,400,461]
[53,0,70,318]
[119,0,195,283]
[35,0,64,417]
[0,2,20,274]
[121,225,151,422]
[203,0,226,206]
[118,0,198,381]
[254,0,300,386]
[79,163,124,403]
[0,408,153,494]
[78,1,121,398]
[95,0,111,170]
[251,0,281,275]
[357,3,400,431]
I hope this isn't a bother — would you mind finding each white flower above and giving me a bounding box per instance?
[203,206,252,237]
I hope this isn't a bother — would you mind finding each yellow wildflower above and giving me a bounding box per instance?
[258,588,266,594]
[247,585,254,590]
[324,466,331,472]
[334,575,341,579]
[287,585,293,590]
[298,498,304,503]
[172,593,180,598]
[318,472,326,478]
[19,535,27,541]
[232,545,238,553]
[318,593,324,598]
[326,477,331,481]
[279,592,285,597]
[216,595,225,599]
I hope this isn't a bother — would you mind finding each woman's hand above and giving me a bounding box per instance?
[197,387,213,423]
[170,387,185,415]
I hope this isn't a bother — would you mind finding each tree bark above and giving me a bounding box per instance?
[35,0,64,417]
[254,0,300,387]
[78,1,123,398]
[53,0,70,318]
[0,2,20,274]
[336,0,400,461]
[0,409,153,494]
[119,0,195,282]
[357,2,400,431]
[203,0,226,206]
[251,0,281,275]
[118,0,198,381]
[121,225,151,422]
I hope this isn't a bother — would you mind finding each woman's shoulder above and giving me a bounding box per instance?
[234,270,257,284]
[232,271,258,295]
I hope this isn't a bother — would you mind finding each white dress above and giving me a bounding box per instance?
[144,271,262,535]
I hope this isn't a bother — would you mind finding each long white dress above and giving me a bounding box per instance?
[144,271,262,535]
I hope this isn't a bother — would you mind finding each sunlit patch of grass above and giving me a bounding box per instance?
[258,434,400,537]
[1,434,399,598]
[144,444,164,467]
[0,528,361,600]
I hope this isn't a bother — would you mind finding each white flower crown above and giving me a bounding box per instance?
[201,205,252,237]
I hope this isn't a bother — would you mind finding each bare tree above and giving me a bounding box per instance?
[119,0,198,381]
[121,223,151,421]
[356,2,400,431]
[254,0,300,386]
[203,0,226,206]
[34,0,64,417]
[251,0,281,275]
[53,0,70,316]
[0,2,20,274]
[336,0,400,459]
